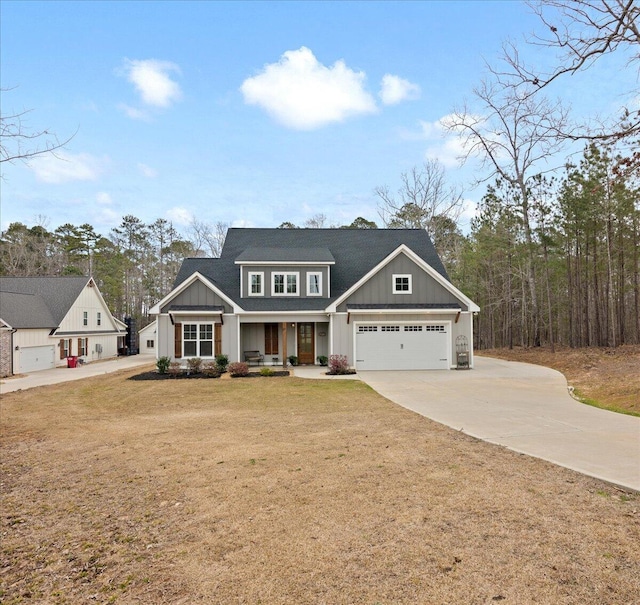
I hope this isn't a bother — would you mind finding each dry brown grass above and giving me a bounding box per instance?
[478,345,640,415]
[1,368,639,604]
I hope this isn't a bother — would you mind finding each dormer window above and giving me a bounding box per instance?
[307,272,322,296]
[272,272,299,296]
[393,274,412,294]
[249,272,264,296]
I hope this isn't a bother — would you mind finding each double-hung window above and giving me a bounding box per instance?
[272,272,299,296]
[97,312,101,326]
[249,272,264,296]
[183,323,214,357]
[83,311,88,326]
[307,272,322,296]
[392,274,412,294]
[78,337,88,356]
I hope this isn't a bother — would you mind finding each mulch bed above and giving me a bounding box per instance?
[130,370,291,381]
[129,371,221,381]
[231,371,290,378]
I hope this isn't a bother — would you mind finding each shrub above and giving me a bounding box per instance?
[168,361,182,377]
[156,356,171,374]
[187,357,203,373]
[259,367,275,376]
[316,355,328,366]
[328,354,350,374]
[215,353,229,373]
[202,361,221,378]
[228,361,249,377]
[287,355,298,366]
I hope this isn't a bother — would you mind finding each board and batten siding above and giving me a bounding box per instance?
[161,280,229,312]
[57,283,118,333]
[156,313,238,362]
[337,253,465,312]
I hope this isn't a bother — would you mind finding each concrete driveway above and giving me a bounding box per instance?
[0,355,156,395]
[359,356,640,492]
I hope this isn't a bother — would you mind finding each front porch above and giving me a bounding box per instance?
[239,319,329,366]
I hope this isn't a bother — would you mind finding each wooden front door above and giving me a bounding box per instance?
[297,323,315,365]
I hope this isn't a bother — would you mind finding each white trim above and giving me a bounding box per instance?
[271,271,300,296]
[307,272,322,296]
[326,244,480,313]
[347,308,462,315]
[149,271,243,315]
[248,271,264,297]
[392,273,412,294]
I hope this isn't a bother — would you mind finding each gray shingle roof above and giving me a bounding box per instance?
[0,291,57,329]
[173,229,450,312]
[0,276,90,327]
[235,247,335,263]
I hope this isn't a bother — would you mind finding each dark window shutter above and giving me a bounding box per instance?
[59,340,65,359]
[78,338,82,355]
[265,323,278,355]
[214,324,222,357]
[174,323,182,358]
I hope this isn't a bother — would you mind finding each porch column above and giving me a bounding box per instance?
[282,322,288,367]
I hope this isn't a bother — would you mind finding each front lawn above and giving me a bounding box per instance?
[1,369,638,604]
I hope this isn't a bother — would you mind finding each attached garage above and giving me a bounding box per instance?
[354,322,451,371]
[18,345,56,373]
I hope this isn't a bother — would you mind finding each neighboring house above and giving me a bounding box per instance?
[138,320,157,356]
[0,276,127,376]
[150,228,480,371]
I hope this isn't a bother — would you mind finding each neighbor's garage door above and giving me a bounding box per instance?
[19,345,56,373]
[355,324,450,371]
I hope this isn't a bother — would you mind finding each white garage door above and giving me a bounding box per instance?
[355,324,450,371]
[19,346,56,373]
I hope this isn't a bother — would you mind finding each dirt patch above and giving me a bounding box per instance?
[478,345,640,415]
[1,368,638,604]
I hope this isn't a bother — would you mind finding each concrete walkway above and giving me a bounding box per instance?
[0,355,156,395]
[357,357,640,492]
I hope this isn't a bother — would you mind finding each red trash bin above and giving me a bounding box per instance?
[67,356,78,368]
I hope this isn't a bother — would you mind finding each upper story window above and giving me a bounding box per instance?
[272,272,299,296]
[307,272,322,296]
[393,274,412,294]
[249,272,264,296]
[97,312,102,326]
[83,311,88,326]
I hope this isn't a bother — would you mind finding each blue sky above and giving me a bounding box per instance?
[1,1,634,236]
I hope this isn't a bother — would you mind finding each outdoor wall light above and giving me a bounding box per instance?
[15,345,20,350]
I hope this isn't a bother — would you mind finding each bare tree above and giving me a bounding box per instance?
[444,79,571,345]
[1,94,74,170]
[499,0,640,143]
[188,219,228,257]
[375,160,464,235]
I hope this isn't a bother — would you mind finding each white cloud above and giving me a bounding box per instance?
[379,74,420,105]
[122,59,182,108]
[118,103,151,121]
[137,163,157,178]
[31,152,107,184]
[165,206,192,226]
[240,47,377,130]
[95,191,113,205]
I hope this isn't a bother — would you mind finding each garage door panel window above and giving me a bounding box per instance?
[358,325,378,332]
[404,325,422,331]
[381,326,400,332]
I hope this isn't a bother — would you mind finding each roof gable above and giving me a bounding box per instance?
[166,229,475,313]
